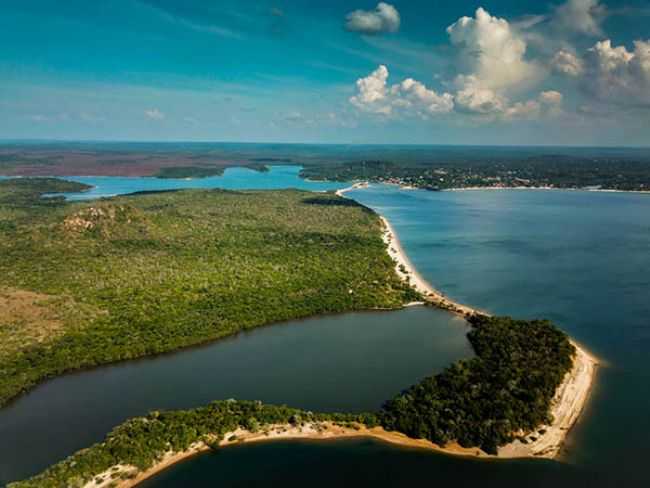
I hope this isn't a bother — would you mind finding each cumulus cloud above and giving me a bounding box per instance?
[144,108,165,120]
[443,8,554,119]
[349,65,454,116]
[345,3,400,35]
[453,76,562,119]
[552,49,585,76]
[503,91,563,119]
[539,90,563,105]
[554,0,606,37]
[446,7,541,91]
[453,75,508,114]
[349,8,566,122]
[584,39,650,105]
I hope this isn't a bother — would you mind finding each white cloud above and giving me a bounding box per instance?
[453,75,508,114]
[554,0,606,37]
[345,3,400,35]
[349,65,454,116]
[552,49,585,76]
[446,7,541,91]
[349,8,567,122]
[584,39,650,105]
[144,108,165,120]
[540,90,563,105]
[396,78,455,116]
[350,65,392,114]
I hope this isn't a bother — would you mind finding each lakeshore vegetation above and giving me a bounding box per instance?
[380,315,575,454]
[2,177,577,487]
[8,399,378,488]
[10,315,575,487]
[0,178,418,406]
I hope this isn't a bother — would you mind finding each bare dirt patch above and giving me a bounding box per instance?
[0,289,67,356]
[0,288,103,359]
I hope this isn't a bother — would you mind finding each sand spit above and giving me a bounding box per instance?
[84,422,491,488]
[498,341,598,458]
[335,181,369,197]
[377,211,598,460]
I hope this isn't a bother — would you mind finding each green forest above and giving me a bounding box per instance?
[8,399,378,488]
[10,315,575,487]
[1,177,576,487]
[380,315,575,454]
[0,178,418,406]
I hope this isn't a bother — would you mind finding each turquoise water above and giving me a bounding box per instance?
[2,173,650,486]
[50,165,345,200]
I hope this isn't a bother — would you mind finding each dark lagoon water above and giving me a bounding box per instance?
[2,172,650,487]
[0,308,470,485]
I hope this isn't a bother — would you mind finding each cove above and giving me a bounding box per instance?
[0,307,471,485]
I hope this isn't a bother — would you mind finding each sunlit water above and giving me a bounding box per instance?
[48,165,345,200]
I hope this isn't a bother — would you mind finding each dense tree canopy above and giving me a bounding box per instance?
[0,179,418,406]
[380,315,575,454]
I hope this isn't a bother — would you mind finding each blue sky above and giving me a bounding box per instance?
[1,0,649,145]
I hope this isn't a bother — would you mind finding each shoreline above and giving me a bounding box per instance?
[379,216,483,318]
[443,186,649,194]
[377,211,598,460]
[339,186,598,459]
[80,186,598,487]
[337,179,648,195]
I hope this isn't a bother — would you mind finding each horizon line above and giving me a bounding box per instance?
[1,138,650,150]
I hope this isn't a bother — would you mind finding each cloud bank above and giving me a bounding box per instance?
[349,1,650,124]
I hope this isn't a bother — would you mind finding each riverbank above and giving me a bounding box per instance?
[82,422,493,488]
[377,208,598,460]
[499,341,598,458]
[379,216,482,317]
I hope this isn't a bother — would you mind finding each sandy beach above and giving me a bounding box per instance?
[379,216,482,317]
[498,341,598,458]
[84,422,490,488]
[378,212,598,459]
[335,181,369,197]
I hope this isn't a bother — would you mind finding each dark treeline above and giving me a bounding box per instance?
[8,399,378,488]
[10,315,576,486]
[380,315,575,454]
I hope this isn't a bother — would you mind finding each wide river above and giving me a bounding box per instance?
[1,166,649,487]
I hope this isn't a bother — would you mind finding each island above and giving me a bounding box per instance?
[3,178,596,487]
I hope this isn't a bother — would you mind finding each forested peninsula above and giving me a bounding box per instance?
[2,177,592,487]
[9,313,580,488]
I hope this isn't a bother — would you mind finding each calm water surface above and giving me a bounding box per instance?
[2,173,649,487]
[0,308,470,485]
[53,165,345,200]
[146,185,650,487]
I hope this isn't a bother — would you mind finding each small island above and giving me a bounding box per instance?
[5,178,596,487]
